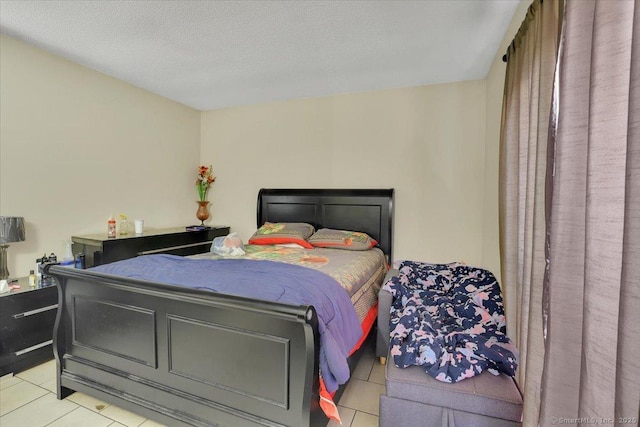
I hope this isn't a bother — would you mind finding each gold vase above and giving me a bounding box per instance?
[196,201,210,225]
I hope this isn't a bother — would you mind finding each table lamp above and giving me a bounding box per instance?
[0,216,26,280]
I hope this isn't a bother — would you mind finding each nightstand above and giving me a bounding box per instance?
[72,226,230,267]
[0,277,58,375]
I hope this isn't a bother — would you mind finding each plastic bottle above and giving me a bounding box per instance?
[36,255,43,284]
[75,253,86,269]
[108,215,116,238]
[60,241,75,268]
[64,241,73,259]
[119,214,128,235]
[29,270,37,288]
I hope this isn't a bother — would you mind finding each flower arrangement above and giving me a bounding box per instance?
[196,165,216,201]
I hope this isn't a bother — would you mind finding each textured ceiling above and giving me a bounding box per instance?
[0,0,520,111]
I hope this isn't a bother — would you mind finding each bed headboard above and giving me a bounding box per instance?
[257,188,394,262]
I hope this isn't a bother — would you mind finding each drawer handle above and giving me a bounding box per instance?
[137,240,213,255]
[13,304,59,319]
[15,340,53,356]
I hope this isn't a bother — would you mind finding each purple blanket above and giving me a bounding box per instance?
[91,254,362,392]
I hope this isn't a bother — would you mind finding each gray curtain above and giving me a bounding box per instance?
[499,0,563,425]
[501,0,640,425]
[540,0,640,424]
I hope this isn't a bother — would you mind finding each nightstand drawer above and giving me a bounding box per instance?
[0,280,57,375]
[0,286,57,323]
[0,307,56,355]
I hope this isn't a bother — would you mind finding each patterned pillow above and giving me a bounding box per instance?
[308,228,378,250]
[248,222,315,248]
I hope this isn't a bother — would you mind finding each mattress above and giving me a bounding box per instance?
[192,245,387,321]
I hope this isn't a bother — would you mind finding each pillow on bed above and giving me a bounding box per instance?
[308,228,378,250]
[248,222,315,248]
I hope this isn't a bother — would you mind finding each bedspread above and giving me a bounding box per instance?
[383,261,518,383]
[192,245,386,296]
[91,254,362,392]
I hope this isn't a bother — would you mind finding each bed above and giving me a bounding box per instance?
[46,188,394,427]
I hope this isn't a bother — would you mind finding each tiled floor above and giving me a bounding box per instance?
[0,344,385,427]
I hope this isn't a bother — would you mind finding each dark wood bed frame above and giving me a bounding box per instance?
[47,188,394,427]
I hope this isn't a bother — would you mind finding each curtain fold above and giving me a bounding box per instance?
[540,0,640,424]
[499,1,563,425]
[502,0,640,425]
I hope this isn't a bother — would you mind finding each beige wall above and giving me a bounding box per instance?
[202,0,531,273]
[201,81,489,266]
[2,1,530,278]
[0,35,201,276]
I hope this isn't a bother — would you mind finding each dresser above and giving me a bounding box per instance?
[72,226,230,267]
[0,277,58,375]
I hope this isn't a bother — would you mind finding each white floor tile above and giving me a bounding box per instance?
[65,391,111,413]
[351,411,379,427]
[326,405,356,427]
[139,418,167,426]
[351,355,374,381]
[99,404,147,427]
[338,378,385,416]
[40,377,58,393]
[0,380,48,416]
[16,359,56,385]
[0,374,23,390]
[46,406,114,427]
[368,362,385,385]
[0,393,77,426]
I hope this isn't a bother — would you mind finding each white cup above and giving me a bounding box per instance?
[134,219,144,235]
[0,279,9,293]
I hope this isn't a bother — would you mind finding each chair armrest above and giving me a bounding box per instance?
[376,269,398,358]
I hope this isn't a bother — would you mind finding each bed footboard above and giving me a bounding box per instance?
[48,265,323,427]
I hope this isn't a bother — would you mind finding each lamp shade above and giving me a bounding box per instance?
[0,217,25,243]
